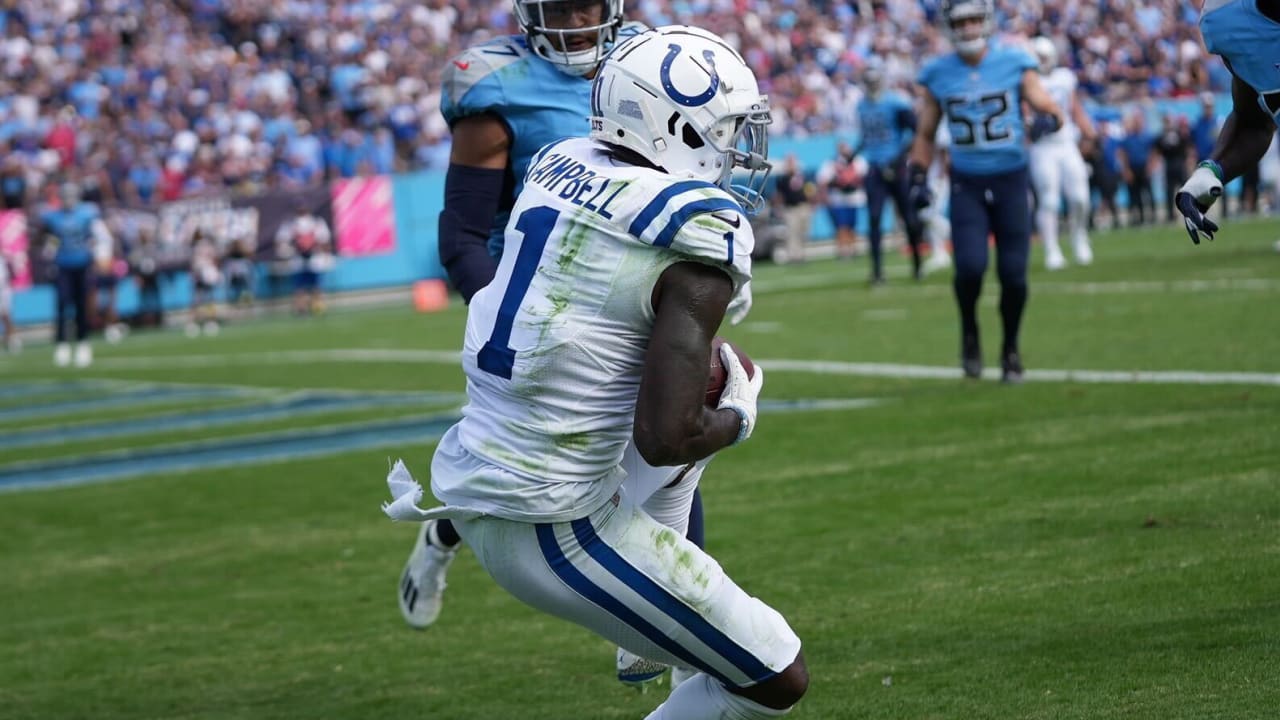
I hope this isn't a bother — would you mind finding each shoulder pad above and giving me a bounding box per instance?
[616,21,648,41]
[627,181,752,288]
[441,36,529,124]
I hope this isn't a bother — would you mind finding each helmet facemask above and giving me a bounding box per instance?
[943,0,993,59]
[514,0,624,77]
[716,109,772,214]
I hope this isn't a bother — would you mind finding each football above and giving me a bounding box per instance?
[706,336,756,407]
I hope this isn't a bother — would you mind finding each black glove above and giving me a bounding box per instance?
[1028,112,1061,142]
[1175,162,1225,244]
[907,163,932,210]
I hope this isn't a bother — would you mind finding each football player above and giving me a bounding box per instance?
[1028,36,1097,271]
[399,0,715,689]
[40,181,112,368]
[385,26,807,719]
[1176,0,1280,245]
[907,0,1064,383]
[922,122,954,275]
[856,61,925,283]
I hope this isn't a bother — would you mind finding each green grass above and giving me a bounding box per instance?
[1,219,1279,719]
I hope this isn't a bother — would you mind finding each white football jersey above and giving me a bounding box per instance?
[1036,67,1079,146]
[432,137,754,522]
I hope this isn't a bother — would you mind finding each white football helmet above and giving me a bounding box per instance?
[941,0,994,59]
[1031,36,1058,74]
[514,0,625,77]
[589,26,772,213]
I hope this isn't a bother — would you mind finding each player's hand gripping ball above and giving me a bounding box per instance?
[705,336,756,407]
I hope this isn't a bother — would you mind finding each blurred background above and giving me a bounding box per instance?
[0,0,1276,344]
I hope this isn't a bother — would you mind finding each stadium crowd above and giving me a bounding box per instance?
[0,0,1234,208]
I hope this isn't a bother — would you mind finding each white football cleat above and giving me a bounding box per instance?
[73,342,93,368]
[1073,239,1094,266]
[399,520,456,629]
[617,647,667,689]
[1044,251,1067,271]
[922,251,951,275]
[53,342,71,367]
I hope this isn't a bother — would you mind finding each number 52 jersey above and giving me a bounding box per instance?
[918,43,1038,175]
[431,137,754,523]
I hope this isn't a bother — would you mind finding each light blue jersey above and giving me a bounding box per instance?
[857,92,915,166]
[441,24,645,258]
[39,204,100,269]
[918,43,1037,175]
[1200,0,1280,127]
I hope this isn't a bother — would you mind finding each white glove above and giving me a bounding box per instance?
[1175,162,1224,244]
[716,342,764,445]
[726,280,753,326]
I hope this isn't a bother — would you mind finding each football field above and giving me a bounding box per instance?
[2,220,1278,719]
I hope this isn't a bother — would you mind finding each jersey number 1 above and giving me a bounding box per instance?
[477,206,560,379]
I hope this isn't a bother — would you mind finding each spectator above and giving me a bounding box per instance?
[1118,111,1157,226]
[129,227,164,329]
[0,245,14,352]
[1086,127,1122,231]
[1155,113,1193,224]
[0,153,30,210]
[188,228,223,337]
[773,154,815,264]
[274,203,333,315]
[223,236,256,309]
[816,142,866,261]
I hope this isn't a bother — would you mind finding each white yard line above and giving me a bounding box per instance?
[751,271,1280,296]
[91,350,1280,387]
[761,359,1280,386]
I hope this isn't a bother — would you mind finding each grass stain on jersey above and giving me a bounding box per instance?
[555,218,590,274]
[552,431,590,452]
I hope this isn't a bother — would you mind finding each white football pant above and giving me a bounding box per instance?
[452,487,801,693]
[1030,143,1092,267]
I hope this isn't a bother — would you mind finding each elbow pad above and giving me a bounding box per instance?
[438,164,507,302]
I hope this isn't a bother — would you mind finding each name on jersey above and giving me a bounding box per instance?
[527,152,630,219]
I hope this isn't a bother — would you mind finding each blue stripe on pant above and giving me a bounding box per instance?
[535,519,776,687]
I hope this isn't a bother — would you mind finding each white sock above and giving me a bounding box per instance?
[644,673,791,720]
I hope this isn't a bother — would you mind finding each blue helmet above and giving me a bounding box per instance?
[940,0,993,58]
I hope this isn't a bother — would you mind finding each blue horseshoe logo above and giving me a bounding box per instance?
[659,43,719,107]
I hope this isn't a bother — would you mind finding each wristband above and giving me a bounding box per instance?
[725,405,750,445]
[1197,159,1223,181]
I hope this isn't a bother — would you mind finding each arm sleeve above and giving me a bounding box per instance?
[897,105,918,132]
[437,164,506,302]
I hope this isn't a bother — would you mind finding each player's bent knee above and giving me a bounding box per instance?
[731,652,809,710]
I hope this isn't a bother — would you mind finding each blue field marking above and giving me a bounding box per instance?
[0,391,466,451]
[0,385,255,423]
[0,380,125,400]
[0,413,461,492]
